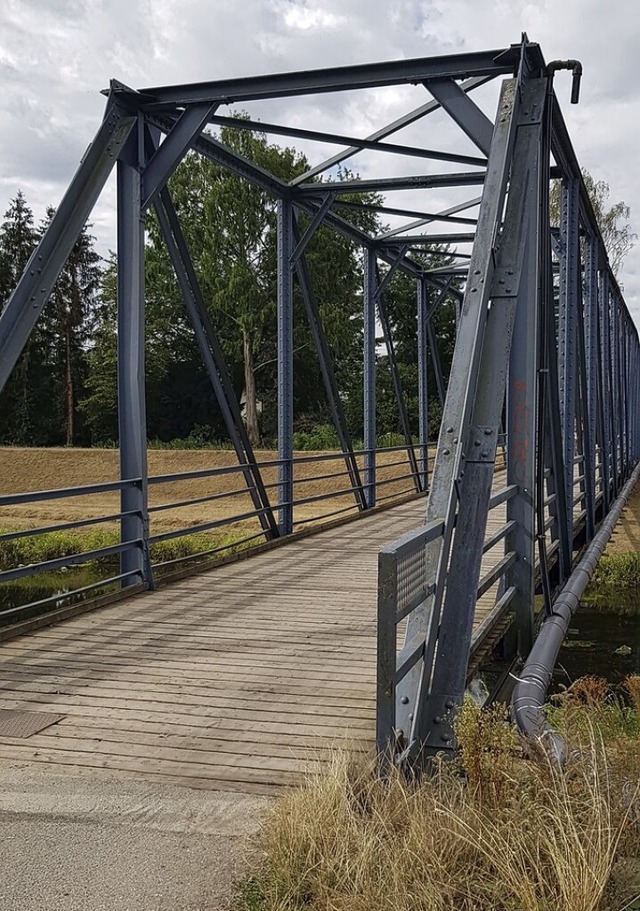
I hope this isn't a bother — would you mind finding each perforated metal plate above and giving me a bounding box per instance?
[0,709,64,739]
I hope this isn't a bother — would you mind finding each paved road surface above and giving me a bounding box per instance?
[0,763,269,911]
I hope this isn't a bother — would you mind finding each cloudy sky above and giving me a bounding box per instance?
[1,0,639,321]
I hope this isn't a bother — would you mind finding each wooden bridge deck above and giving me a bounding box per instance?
[0,491,508,796]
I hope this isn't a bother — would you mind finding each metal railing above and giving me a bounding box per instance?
[0,444,427,627]
[376,474,517,754]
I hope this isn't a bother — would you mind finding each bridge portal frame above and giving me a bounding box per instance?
[0,42,527,587]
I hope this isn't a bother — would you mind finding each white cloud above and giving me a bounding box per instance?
[0,0,638,319]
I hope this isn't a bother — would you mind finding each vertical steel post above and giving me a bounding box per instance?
[600,271,613,506]
[584,236,599,526]
[364,247,377,507]
[277,198,294,534]
[117,117,152,587]
[558,177,579,550]
[417,279,430,490]
[506,180,539,656]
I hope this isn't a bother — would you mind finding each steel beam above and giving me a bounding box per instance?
[207,113,487,168]
[364,248,377,507]
[290,194,335,266]
[412,80,546,757]
[377,197,482,241]
[139,50,514,105]
[292,216,367,511]
[293,76,494,184]
[153,188,279,540]
[142,103,217,209]
[297,173,486,195]
[584,235,599,529]
[506,175,539,656]
[394,76,522,750]
[558,177,580,546]
[376,266,422,495]
[418,281,430,490]
[0,98,135,393]
[277,199,294,534]
[424,78,494,155]
[117,120,152,588]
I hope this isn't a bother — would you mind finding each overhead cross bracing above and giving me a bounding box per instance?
[0,37,638,775]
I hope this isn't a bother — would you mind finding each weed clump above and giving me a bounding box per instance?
[236,678,640,911]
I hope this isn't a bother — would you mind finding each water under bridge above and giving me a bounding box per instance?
[0,37,638,792]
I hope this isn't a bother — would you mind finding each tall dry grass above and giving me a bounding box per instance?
[236,680,640,911]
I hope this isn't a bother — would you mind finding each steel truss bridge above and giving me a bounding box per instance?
[0,37,638,785]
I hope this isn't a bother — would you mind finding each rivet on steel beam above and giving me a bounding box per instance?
[445,700,455,709]
[442,733,452,743]
[442,448,450,455]
[434,716,442,724]
[446,427,454,433]
[484,428,493,435]
[400,696,409,705]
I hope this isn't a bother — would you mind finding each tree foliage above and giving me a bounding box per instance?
[0,193,102,445]
[550,168,636,276]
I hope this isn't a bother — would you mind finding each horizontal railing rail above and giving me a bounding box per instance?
[0,443,430,626]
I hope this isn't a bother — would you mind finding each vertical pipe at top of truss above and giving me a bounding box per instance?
[277,198,294,534]
[117,117,152,588]
[364,248,377,507]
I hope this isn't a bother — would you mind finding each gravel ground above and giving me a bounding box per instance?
[0,763,270,911]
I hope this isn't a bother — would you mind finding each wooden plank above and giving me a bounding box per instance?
[0,478,513,794]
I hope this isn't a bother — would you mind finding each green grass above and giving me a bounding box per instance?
[588,553,640,591]
[0,527,252,572]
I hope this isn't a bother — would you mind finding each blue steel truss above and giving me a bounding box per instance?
[0,38,637,766]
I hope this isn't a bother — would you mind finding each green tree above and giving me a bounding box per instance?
[40,208,102,445]
[0,192,42,443]
[550,168,636,275]
[375,249,457,439]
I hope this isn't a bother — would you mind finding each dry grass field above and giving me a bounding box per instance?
[0,446,423,536]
